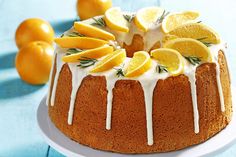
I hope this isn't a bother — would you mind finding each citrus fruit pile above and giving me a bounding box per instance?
[15,18,55,85]
[54,6,221,78]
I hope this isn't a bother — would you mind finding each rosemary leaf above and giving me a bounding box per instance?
[66,48,83,56]
[156,10,170,24]
[197,21,202,23]
[77,57,98,68]
[114,64,125,77]
[91,17,106,27]
[197,37,212,47]
[116,68,125,77]
[67,32,84,37]
[123,14,135,22]
[156,65,168,73]
[184,56,201,66]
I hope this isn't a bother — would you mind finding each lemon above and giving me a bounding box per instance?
[104,7,129,32]
[169,23,220,44]
[77,0,112,20]
[162,11,199,33]
[74,22,115,41]
[90,49,126,72]
[62,45,113,62]
[151,48,184,76]
[164,38,211,62]
[134,7,164,32]
[54,37,107,49]
[125,51,152,77]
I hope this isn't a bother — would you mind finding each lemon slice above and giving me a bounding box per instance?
[169,23,220,44]
[62,45,113,62]
[134,7,164,32]
[162,11,199,33]
[164,38,211,62]
[74,22,115,41]
[125,51,152,77]
[151,48,184,76]
[90,49,126,73]
[162,34,178,44]
[104,7,129,32]
[55,37,108,49]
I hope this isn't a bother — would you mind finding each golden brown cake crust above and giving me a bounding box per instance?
[48,46,232,153]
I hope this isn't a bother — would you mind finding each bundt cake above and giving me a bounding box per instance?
[46,7,232,153]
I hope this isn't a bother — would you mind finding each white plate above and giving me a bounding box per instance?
[37,93,236,157]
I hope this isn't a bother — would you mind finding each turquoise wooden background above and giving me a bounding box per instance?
[0,0,235,156]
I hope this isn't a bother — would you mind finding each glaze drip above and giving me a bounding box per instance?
[50,51,65,106]
[139,79,157,145]
[67,63,87,125]
[185,67,200,133]
[105,78,117,130]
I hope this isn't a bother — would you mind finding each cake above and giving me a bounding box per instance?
[46,7,232,153]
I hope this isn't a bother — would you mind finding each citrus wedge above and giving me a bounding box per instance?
[74,22,115,41]
[151,48,184,76]
[90,49,126,73]
[162,11,199,33]
[62,45,113,62]
[168,23,220,44]
[125,51,152,77]
[104,7,129,32]
[54,37,107,49]
[164,38,212,62]
[134,7,164,32]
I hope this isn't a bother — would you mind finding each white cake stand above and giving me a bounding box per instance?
[37,93,236,157]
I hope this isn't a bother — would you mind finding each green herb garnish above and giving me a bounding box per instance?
[67,32,84,37]
[156,10,170,24]
[66,48,83,56]
[91,17,106,27]
[197,37,212,47]
[184,56,201,66]
[114,64,125,77]
[156,65,168,73]
[123,14,135,22]
[77,57,98,68]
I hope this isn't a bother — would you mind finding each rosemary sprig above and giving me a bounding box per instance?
[156,65,168,73]
[123,14,135,22]
[66,48,83,56]
[67,32,84,37]
[77,57,98,68]
[197,21,202,23]
[197,37,212,47]
[114,65,125,77]
[60,32,84,38]
[91,17,106,27]
[184,56,201,66]
[156,10,170,24]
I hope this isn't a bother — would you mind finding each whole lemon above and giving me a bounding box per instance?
[15,41,54,85]
[77,0,112,20]
[15,18,54,49]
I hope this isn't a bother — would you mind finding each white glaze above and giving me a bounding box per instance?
[50,50,65,106]
[184,65,200,134]
[139,79,156,145]
[48,11,228,146]
[46,53,56,106]
[105,76,117,130]
[67,63,88,125]
[209,43,226,112]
